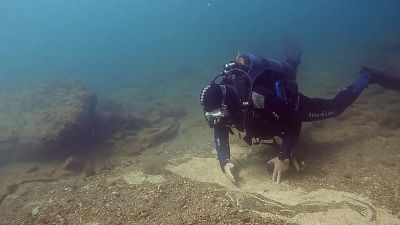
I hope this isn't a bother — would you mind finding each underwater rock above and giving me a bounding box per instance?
[146,104,187,124]
[136,118,179,150]
[95,96,148,137]
[147,110,162,124]
[62,156,84,172]
[0,80,97,160]
[117,118,179,155]
[96,111,147,136]
[0,80,183,162]
[154,105,187,119]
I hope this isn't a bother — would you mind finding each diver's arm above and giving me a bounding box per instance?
[280,116,301,160]
[213,124,231,169]
[214,124,236,182]
[278,135,298,160]
[270,134,298,183]
[274,80,301,160]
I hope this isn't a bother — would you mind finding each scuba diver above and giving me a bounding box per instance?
[199,42,400,184]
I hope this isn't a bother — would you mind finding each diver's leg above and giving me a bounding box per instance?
[298,67,400,122]
[297,75,372,122]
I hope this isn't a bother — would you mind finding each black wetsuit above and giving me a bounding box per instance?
[213,54,370,168]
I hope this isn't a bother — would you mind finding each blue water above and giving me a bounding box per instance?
[0,0,399,96]
[0,1,400,220]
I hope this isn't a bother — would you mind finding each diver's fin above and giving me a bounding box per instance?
[281,38,302,68]
[360,66,400,91]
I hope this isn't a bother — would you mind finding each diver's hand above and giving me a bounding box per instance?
[269,157,290,183]
[224,162,236,182]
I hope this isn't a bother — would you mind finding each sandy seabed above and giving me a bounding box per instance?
[1,67,400,224]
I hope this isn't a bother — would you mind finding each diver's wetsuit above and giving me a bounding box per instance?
[213,56,373,168]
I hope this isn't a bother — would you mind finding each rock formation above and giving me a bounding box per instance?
[0,80,97,160]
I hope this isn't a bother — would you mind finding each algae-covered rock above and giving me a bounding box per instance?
[146,104,187,124]
[0,80,97,159]
[116,118,180,155]
[136,118,179,149]
[95,96,148,137]
[0,80,184,161]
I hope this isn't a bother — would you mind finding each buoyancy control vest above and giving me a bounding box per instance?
[210,53,298,144]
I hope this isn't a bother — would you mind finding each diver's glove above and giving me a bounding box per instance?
[268,157,290,184]
[224,162,236,182]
